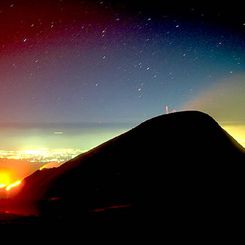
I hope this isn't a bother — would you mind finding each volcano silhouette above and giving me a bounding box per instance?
[2,111,245,227]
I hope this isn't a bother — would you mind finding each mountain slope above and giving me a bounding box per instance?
[5,111,245,226]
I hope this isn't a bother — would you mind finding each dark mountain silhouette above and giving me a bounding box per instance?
[1,111,244,228]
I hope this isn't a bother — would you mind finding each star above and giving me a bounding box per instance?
[216,42,223,47]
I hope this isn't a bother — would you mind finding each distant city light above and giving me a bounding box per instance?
[0,148,87,163]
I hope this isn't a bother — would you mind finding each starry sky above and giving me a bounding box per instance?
[0,0,244,124]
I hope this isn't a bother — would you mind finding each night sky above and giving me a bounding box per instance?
[0,0,244,124]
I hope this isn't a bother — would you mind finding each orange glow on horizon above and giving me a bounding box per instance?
[0,158,39,194]
[0,171,22,194]
[0,172,11,188]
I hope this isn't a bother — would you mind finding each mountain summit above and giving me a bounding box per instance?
[2,111,244,227]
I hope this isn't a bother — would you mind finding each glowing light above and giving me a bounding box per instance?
[39,162,61,170]
[183,77,245,149]
[0,172,22,195]
[222,125,245,148]
[39,165,47,171]
[0,183,6,188]
[0,172,11,188]
[6,180,22,192]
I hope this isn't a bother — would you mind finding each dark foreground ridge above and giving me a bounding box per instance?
[1,111,244,228]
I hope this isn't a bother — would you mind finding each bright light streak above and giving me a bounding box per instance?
[5,180,22,192]
[39,165,47,171]
[39,162,61,170]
